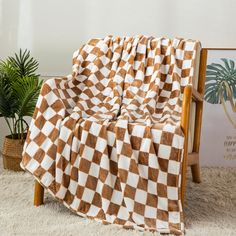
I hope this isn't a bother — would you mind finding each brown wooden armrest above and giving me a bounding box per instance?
[181,85,192,136]
[192,88,204,102]
[180,85,192,206]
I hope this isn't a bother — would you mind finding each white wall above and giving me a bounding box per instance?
[1,0,236,76]
[0,0,236,164]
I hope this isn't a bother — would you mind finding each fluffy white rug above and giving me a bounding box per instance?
[0,160,235,236]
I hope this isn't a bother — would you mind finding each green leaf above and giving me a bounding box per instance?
[0,49,42,134]
[0,76,18,117]
[12,76,43,117]
[205,58,236,104]
[8,49,39,78]
[221,58,231,72]
[229,59,235,71]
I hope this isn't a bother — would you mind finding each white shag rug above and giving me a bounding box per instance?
[0,160,235,236]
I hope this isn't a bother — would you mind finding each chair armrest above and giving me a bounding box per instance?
[181,85,192,135]
[192,88,204,102]
[42,76,79,114]
[180,85,192,206]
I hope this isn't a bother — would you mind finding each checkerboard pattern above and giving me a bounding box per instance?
[21,35,199,235]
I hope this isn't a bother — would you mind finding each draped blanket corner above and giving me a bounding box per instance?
[21,35,199,235]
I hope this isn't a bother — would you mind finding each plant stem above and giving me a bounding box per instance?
[12,117,15,135]
[4,117,13,136]
[20,118,24,139]
[18,117,20,139]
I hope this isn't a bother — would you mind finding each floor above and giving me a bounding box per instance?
[0,159,235,236]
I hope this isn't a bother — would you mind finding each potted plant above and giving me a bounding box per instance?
[0,49,42,171]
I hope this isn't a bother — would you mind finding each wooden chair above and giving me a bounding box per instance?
[33,48,208,207]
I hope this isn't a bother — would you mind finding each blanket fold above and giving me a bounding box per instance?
[21,35,199,234]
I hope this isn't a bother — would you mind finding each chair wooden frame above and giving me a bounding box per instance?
[181,48,208,205]
[33,48,208,208]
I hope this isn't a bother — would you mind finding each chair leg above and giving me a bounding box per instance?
[34,180,44,206]
[191,163,201,183]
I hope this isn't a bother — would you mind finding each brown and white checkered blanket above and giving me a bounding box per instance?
[21,36,199,234]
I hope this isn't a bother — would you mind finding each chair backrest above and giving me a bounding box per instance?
[71,36,201,125]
